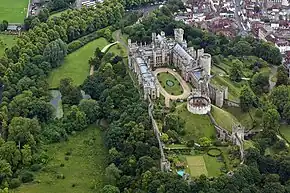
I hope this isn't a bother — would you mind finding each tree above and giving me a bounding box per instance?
[160,133,169,143]
[198,137,211,147]
[79,99,101,124]
[59,78,82,105]
[262,108,280,132]
[8,117,41,148]
[230,60,243,82]
[270,85,290,113]
[0,141,21,170]
[100,185,120,193]
[164,114,185,134]
[137,156,155,174]
[251,72,269,95]
[232,40,253,56]
[43,39,67,68]
[276,66,289,86]
[105,163,122,185]
[21,145,32,166]
[240,86,256,112]
[0,159,12,184]
[62,106,87,133]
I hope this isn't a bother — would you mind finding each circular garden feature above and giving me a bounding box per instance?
[157,72,183,96]
[207,148,222,157]
[166,80,175,87]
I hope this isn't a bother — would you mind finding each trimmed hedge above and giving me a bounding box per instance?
[207,148,222,157]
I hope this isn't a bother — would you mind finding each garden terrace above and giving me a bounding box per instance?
[157,72,184,96]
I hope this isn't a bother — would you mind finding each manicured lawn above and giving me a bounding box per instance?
[0,0,29,23]
[279,124,290,142]
[0,34,17,56]
[211,105,239,132]
[176,103,215,141]
[49,9,70,18]
[203,154,224,177]
[16,125,106,193]
[186,156,208,177]
[157,72,183,95]
[48,38,108,88]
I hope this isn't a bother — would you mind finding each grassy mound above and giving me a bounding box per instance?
[211,105,239,132]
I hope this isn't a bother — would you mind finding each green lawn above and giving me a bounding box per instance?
[279,124,290,143]
[203,154,224,177]
[0,34,17,56]
[176,103,215,141]
[48,37,108,88]
[157,72,184,95]
[49,9,70,18]
[0,0,28,23]
[211,105,239,132]
[223,107,262,130]
[16,125,106,193]
[186,156,208,177]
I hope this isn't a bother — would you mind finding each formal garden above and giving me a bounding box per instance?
[157,72,184,96]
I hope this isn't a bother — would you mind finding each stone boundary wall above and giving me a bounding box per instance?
[224,99,240,107]
[207,112,231,140]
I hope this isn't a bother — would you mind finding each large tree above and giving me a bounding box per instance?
[240,86,256,112]
[251,72,270,95]
[43,39,67,68]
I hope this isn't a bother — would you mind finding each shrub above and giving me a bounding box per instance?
[9,178,21,189]
[60,163,65,167]
[56,173,65,179]
[20,171,34,183]
[72,183,76,187]
[65,151,72,156]
[64,156,69,161]
[207,148,222,157]
[30,164,41,172]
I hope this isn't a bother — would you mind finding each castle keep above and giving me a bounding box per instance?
[128,28,228,109]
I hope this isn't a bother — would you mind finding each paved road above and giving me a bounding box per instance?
[153,68,191,107]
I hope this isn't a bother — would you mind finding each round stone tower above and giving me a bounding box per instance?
[200,53,211,76]
[174,28,184,44]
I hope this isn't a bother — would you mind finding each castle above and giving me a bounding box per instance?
[128,28,228,110]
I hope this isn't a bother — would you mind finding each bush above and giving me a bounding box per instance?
[207,148,222,157]
[60,163,65,167]
[9,178,21,189]
[64,156,69,161]
[68,40,82,53]
[20,171,34,183]
[56,173,65,179]
[30,164,41,172]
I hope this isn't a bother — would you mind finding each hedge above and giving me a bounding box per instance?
[207,148,222,157]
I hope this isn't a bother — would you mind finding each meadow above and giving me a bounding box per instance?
[0,0,29,23]
[48,38,108,88]
[16,125,106,193]
[0,34,17,56]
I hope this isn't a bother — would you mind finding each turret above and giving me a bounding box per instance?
[200,53,211,76]
[174,28,184,44]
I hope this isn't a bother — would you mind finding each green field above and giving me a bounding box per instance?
[0,34,17,56]
[48,38,108,88]
[280,125,290,142]
[186,156,208,177]
[157,72,183,95]
[203,154,224,177]
[211,105,239,132]
[16,125,106,193]
[0,0,29,23]
[176,103,215,141]
[49,9,70,18]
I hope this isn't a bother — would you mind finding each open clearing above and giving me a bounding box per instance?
[186,156,208,177]
[203,154,224,176]
[48,38,108,88]
[16,125,106,193]
[0,34,17,56]
[0,0,29,23]
[280,125,290,143]
[157,72,184,95]
[176,103,215,141]
[211,105,239,132]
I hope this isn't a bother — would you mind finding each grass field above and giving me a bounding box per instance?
[280,124,290,142]
[176,103,215,141]
[0,0,29,23]
[203,154,224,177]
[48,38,108,88]
[186,156,208,177]
[16,125,106,193]
[49,9,70,18]
[157,72,183,95]
[211,105,239,132]
[0,34,17,56]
